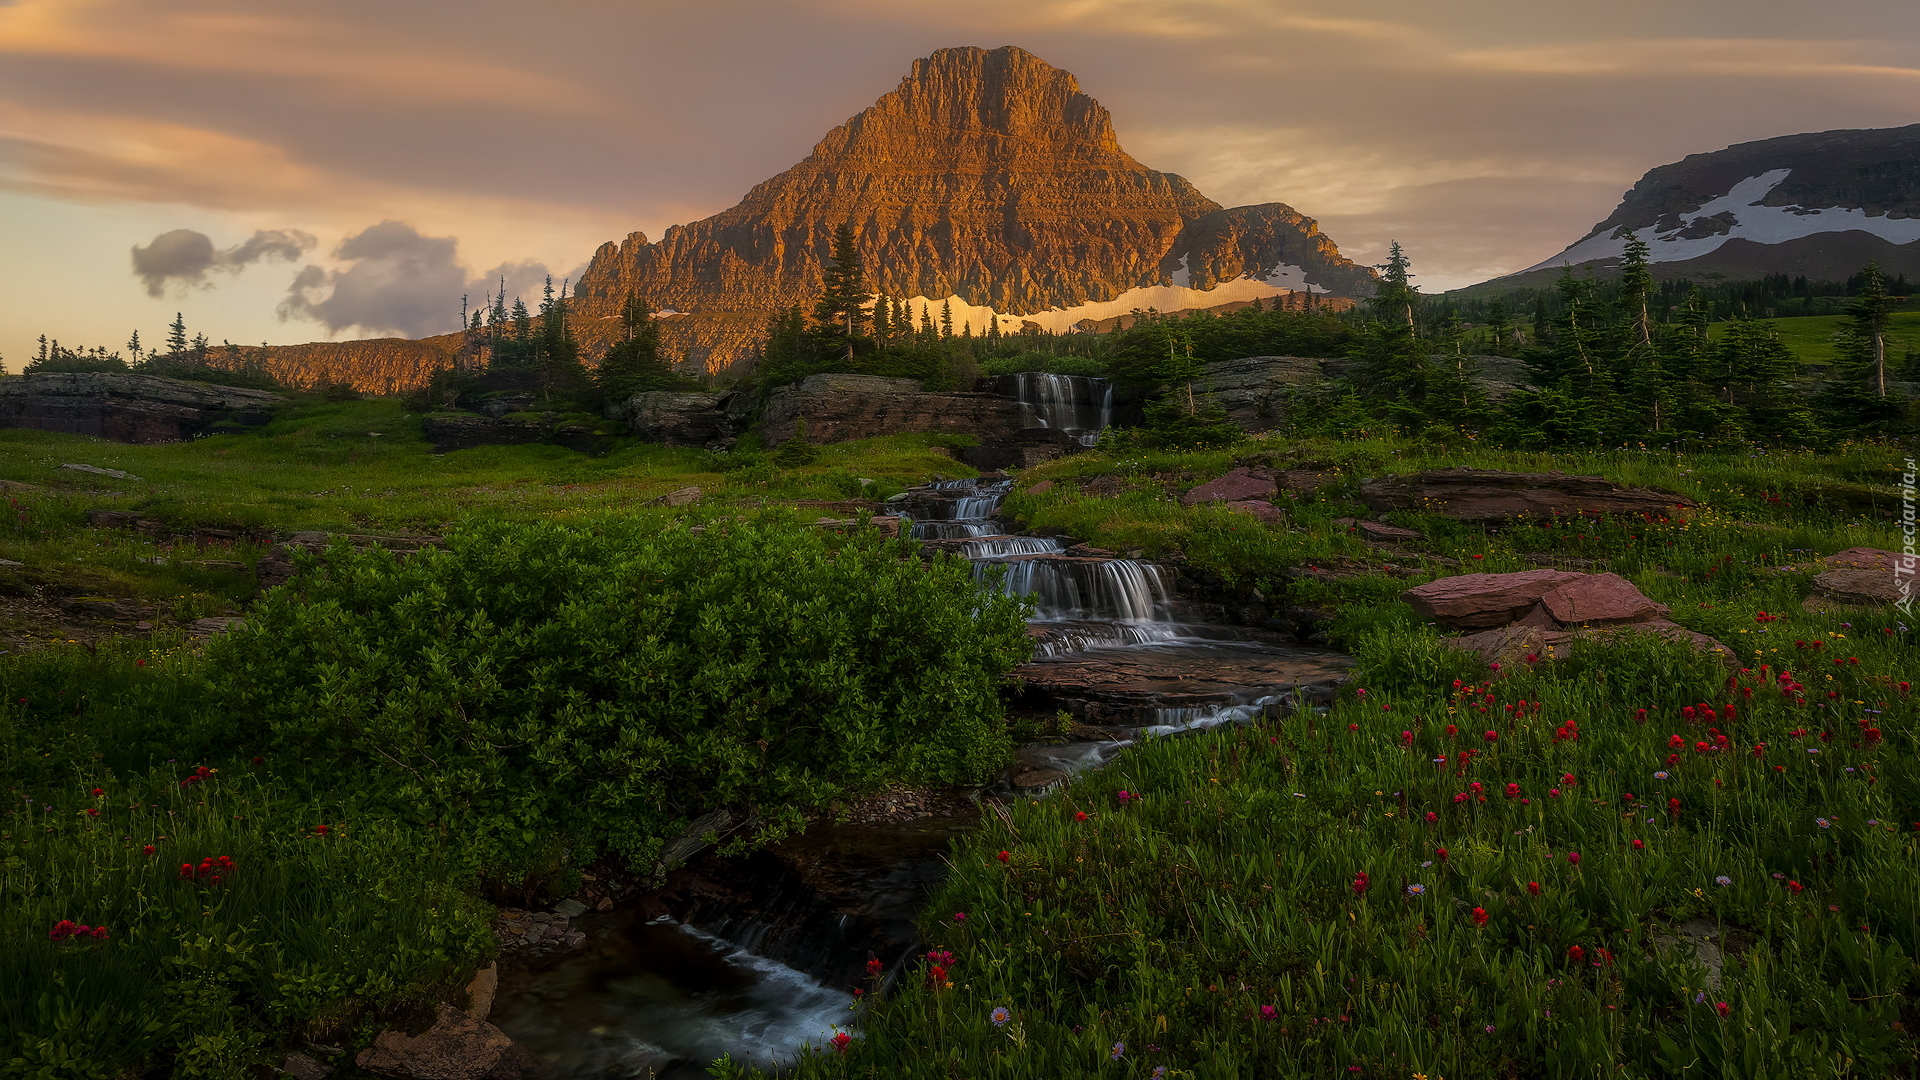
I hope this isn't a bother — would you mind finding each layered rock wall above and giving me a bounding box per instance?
[0,373,286,444]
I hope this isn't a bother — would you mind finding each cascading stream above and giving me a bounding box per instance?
[1011,372,1113,447]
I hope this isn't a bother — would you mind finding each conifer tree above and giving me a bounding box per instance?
[1838,263,1894,397]
[939,299,954,339]
[813,224,871,362]
[166,313,188,356]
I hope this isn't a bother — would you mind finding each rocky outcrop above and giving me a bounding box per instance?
[760,373,1027,446]
[1013,638,1353,725]
[1191,354,1531,432]
[1181,467,1279,506]
[1810,547,1914,607]
[1487,123,1920,288]
[607,391,738,448]
[355,1004,528,1080]
[1404,569,1729,667]
[0,372,285,444]
[1360,469,1694,523]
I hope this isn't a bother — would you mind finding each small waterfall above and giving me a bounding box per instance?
[913,521,1002,539]
[983,557,1173,623]
[958,536,1066,559]
[1011,373,1113,448]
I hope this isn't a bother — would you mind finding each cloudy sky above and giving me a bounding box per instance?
[3,0,1919,366]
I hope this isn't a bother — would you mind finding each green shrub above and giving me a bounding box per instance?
[206,515,1032,877]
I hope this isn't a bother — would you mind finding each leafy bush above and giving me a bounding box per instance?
[206,515,1033,877]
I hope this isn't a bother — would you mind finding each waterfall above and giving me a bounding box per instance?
[981,557,1173,623]
[957,536,1065,559]
[1011,373,1113,447]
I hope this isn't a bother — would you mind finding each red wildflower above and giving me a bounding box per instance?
[315,824,330,835]
[1505,783,1520,798]
[1073,811,1090,822]
[831,1031,853,1054]
[1352,871,1370,896]
[952,912,966,923]
[1567,945,1586,963]
[1484,730,1498,742]
[1567,852,1581,866]
[1787,880,1804,895]
[1436,847,1449,861]
[866,958,884,978]
[89,788,103,797]
[1715,1002,1730,1017]
[1632,839,1644,850]
[996,850,1010,864]
[142,844,154,855]
[1471,907,1488,926]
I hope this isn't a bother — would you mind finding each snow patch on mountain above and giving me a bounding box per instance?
[1523,169,1920,273]
[896,270,1315,335]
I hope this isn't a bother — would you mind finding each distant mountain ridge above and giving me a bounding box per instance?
[244,45,1375,388]
[1482,124,1920,290]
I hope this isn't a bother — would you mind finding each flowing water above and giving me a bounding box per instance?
[492,374,1349,1076]
[1009,372,1113,447]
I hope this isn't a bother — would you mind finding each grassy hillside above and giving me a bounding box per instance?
[1709,309,1920,366]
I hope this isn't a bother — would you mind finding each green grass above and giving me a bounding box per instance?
[745,434,1919,1079]
[1709,310,1920,366]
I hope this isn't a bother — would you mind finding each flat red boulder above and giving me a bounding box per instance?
[1402,569,1587,629]
[1181,468,1277,506]
[1538,572,1669,625]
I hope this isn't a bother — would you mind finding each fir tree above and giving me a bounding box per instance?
[166,313,188,356]
[1837,263,1895,397]
[812,224,871,362]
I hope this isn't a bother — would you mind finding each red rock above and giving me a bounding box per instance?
[356,1005,511,1080]
[1223,499,1282,524]
[1453,620,1732,669]
[1825,547,1906,570]
[1334,518,1423,542]
[1402,570,1587,630]
[1537,573,1669,625]
[1181,467,1277,506]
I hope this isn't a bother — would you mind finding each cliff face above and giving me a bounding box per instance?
[257,44,1375,385]
[572,45,1374,370]
[0,372,286,444]
[1491,124,1920,288]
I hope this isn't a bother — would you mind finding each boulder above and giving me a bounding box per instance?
[0,372,284,444]
[1538,573,1670,625]
[1180,467,1278,506]
[1360,468,1693,523]
[279,1053,333,1080]
[1223,499,1282,524]
[464,963,498,1021]
[609,391,735,448]
[1333,518,1423,542]
[356,1004,511,1080]
[1453,620,1732,668]
[649,486,702,507]
[1811,547,1913,607]
[1402,569,1588,630]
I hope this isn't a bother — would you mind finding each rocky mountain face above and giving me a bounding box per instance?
[572,46,1375,371]
[1493,124,1920,288]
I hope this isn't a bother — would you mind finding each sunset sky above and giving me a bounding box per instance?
[3,0,1919,367]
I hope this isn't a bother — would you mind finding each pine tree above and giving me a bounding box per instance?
[126,330,142,364]
[1484,299,1511,355]
[939,299,954,339]
[596,295,685,400]
[1838,263,1895,397]
[1358,241,1434,417]
[166,314,188,356]
[812,223,871,362]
